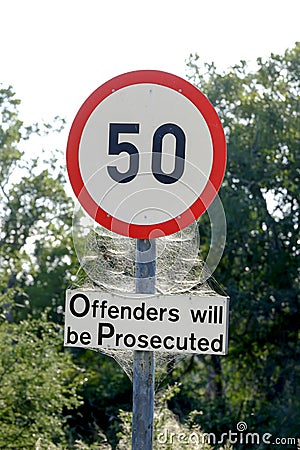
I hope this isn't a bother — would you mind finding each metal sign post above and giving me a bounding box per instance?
[132,239,156,450]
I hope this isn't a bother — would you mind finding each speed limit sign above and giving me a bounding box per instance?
[66,70,226,238]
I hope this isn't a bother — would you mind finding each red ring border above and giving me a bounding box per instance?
[66,70,226,238]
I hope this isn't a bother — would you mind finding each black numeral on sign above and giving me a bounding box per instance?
[107,123,186,184]
[107,123,140,183]
[152,123,186,184]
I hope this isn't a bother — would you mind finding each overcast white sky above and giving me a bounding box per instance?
[1,0,299,151]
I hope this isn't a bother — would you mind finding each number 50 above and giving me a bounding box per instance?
[107,122,186,184]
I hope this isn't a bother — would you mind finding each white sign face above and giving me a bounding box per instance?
[64,290,229,355]
[67,70,226,238]
[79,84,212,226]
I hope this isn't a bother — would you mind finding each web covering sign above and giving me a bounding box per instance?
[64,290,229,355]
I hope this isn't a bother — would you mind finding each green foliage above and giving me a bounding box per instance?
[0,83,129,449]
[0,84,76,322]
[1,42,299,448]
[177,42,300,441]
[68,349,132,448]
[117,384,232,450]
[0,85,84,448]
[0,303,82,449]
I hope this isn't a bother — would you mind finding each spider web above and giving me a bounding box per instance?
[71,206,224,387]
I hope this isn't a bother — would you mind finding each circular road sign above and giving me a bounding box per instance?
[66,70,226,239]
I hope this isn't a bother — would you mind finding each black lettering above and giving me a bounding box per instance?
[163,336,175,350]
[115,333,123,346]
[120,305,132,320]
[80,331,91,345]
[158,307,168,321]
[152,123,186,184]
[198,337,209,351]
[69,293,90,318]
[211,334,223,352]
[91,299,99,317]
[107,123,139,183]
[146,307,158,321]
[66,326,78,344]
[208,305,213,322]
[99,300,108,318]
[214,306,218,323]
[124,333,136,348]
[168,308,180,322]
[188,332,197,351]
[219,306,223,324]
[132,302,146,320]
[137,334,149,349]
[108,304,119,319]
[150,335,162,349]
[176,336,188,351]
[190,308,207,323]
[97,322,115,345]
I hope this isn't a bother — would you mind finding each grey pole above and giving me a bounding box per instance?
[132,238,156,450]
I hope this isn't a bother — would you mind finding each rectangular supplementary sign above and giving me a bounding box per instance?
[64,290,229,355]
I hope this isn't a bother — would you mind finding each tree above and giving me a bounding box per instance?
[0,84,75,322]
[0,305,82,449]
[170,43,300,442]
[0,84,132,449]
[2,40,299,446]
[0,84,87,448]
